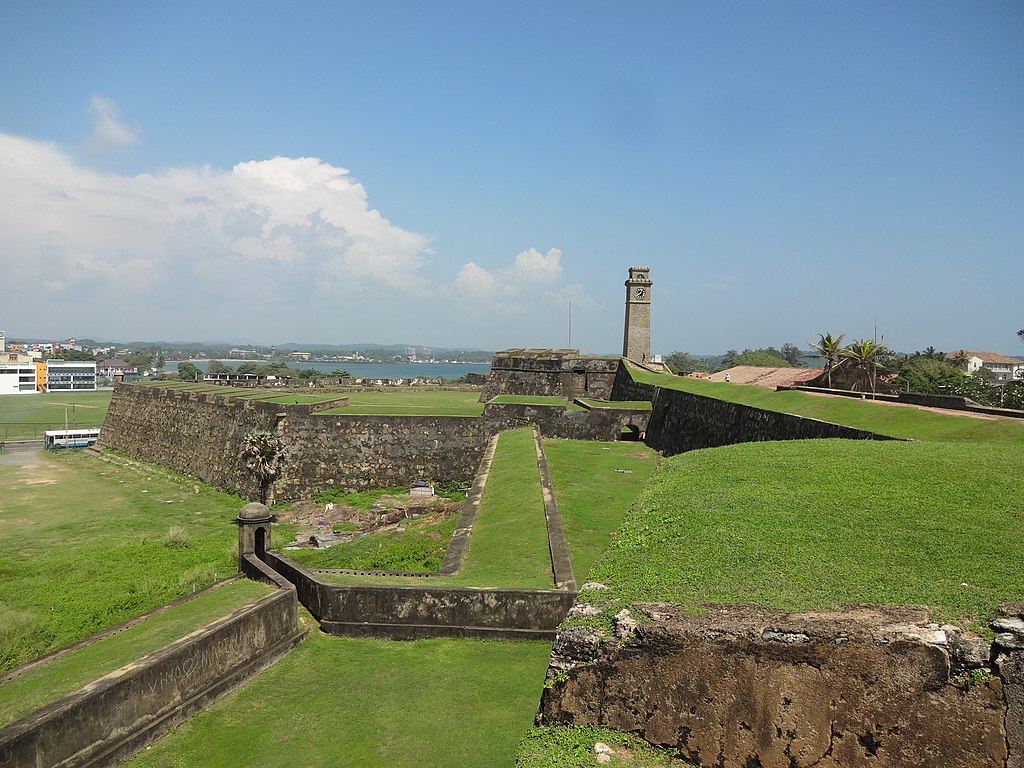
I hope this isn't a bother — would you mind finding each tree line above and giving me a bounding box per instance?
[665,329,1024,410]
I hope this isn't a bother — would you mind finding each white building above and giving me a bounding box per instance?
[0,362,39,394]
[45,361,97,391]
[950,350,1024,383]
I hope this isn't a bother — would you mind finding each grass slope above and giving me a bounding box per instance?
[122,627,552,768]
[451,427,553,588]
[584,439,1024,632]
[628,364,1024,443]
[0,450,256,671]
[543,439,659,580]
[0,391,113,440]
[0,579,271,728]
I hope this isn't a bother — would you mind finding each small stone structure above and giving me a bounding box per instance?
[538,603,1024,768]
[480,349,621,402]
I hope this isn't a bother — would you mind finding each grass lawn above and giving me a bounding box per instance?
[543,440,659,581]
[580,439,1024,633]
[627,364,1024,444]
[518,725,693,767]
[0,578,272,728]
[121,625,553,768]
[0,449,269,671]
[320,389,485,416]
[313,427,554,588]
[0,391,113,441]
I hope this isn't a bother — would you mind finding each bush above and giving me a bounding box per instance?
[163,525,190,549]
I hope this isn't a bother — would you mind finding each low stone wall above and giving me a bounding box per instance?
[483,401,649,441]
[611,366,897,456]
[264,551,576,640]
[537,603,1024,768]
[0,569,303,768]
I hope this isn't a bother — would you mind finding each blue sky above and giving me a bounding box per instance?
[1,1,1022,356]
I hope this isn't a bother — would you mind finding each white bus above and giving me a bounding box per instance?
[44,428,101,449]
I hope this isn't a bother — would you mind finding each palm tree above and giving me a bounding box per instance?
[808,332,846,389]
[241,430,285,504]
[948,349,970,371]
[841,339,888,397]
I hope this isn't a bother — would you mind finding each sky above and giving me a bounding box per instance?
[1,1,1022,356]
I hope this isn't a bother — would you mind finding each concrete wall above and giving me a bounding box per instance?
[611,366,897,456]
[0,568,303,768]
[264,551,575,640]
[538,603,1024,768]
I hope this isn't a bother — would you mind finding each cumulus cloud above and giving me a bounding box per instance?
[0,133,433,335]
[454,247,574,312]
[86,95,141,151]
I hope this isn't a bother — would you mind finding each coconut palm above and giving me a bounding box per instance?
[841,339,888,397]
[808,332,846,389]
[241,430,285,504]
[947,349,970,371]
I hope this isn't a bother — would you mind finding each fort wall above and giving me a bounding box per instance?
[481,350,620,402]
[0,569,302,768]
[537,603,1024,768]
[610,365,897,455]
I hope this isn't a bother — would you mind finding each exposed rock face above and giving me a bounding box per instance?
[538,603,1019,768]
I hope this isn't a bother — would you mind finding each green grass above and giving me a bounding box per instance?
[0,449,276,671]
[543,440,659,580]
[517,725,693,767]
[439,428,553,588]
[314,427,554,588]
[627,364,1024,444]
[121,626,552,768]
[320,389,485,416]
[286,512,458,571]
[0,579,272,728]
[0,391,112,440]
[581,439,1024,633]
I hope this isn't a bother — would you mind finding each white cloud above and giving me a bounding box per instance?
[456,262,495,297]
[454,247,571,311]
[86,95,141,151]
[511,247,563,283]
[0,133,433,335]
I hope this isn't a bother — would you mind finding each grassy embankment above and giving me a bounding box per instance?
[0,390,112,440]
[568,365,1024,634]
[0,579,271,728]
[628,363,1024,443]
[0,448,257,672]
[121,627,553,768]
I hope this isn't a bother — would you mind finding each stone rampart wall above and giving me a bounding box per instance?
[0,573,303,768]
[537,603,1024,768]
[611,366,897,455]
[264,551,576,640]
[100,384,521,500]
[483,402,649,441]
[481,351,620,402]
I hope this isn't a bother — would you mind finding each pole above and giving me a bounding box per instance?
[568,300,572,349]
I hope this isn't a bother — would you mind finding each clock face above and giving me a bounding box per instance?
[634,287,646,299]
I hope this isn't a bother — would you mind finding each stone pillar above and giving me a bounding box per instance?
[237,501,273,569]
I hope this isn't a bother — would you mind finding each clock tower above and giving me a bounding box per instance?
[622,266,652,363]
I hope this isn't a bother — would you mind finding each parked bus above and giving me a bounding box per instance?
[44,428,101,449]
